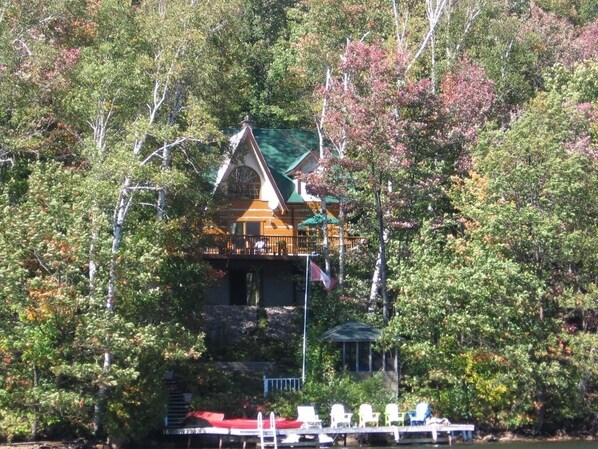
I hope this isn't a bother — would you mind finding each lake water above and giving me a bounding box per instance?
[178,440,597,449]
[385,441,598,449]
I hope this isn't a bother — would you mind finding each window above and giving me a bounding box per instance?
[297,228,318,253]
[345,343,356,372]
[358,342,371,371]
[229,222,262,254]
[335,341,385,373]
[227,166,261,199]
[233,221,261,236]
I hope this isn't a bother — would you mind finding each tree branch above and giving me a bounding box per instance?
[406,0,448,74]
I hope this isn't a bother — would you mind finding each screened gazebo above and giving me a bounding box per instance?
[322,321,397,374]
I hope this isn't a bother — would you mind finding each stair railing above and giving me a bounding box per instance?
[263,376,302,395]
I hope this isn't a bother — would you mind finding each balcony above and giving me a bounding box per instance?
[202,234,363,257]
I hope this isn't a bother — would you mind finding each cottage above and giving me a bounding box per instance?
[203,119,359,308]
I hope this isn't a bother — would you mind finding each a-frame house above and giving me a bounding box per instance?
[202,118,358,308]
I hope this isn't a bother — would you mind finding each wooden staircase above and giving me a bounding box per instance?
[164,377,189,428]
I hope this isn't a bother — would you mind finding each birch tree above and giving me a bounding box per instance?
[308,56,348,283]
[87,1,229,438]
[61,0,237,441]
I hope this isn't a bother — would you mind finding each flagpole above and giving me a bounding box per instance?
[301,254,310,383]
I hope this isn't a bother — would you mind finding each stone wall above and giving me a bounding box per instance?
[201,305,301,343]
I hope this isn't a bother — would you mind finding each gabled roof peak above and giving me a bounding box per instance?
[216,127,322,207]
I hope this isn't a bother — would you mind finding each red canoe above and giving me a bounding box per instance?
[185,411,304,430]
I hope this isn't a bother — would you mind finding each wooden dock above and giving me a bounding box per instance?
[164,423,475,447]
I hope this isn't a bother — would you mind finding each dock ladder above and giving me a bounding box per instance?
[257,411,278,449]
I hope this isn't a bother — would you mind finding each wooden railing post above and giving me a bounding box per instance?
[263,376,303,395]
[202,235,363,256]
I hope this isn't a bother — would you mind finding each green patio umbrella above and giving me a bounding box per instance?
[298,213,340,229]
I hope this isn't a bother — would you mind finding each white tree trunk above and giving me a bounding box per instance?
[369,251,382,305]
[316,69,333,274]
[92,74,167,433]
[157,85,185,220]
[445,0,484,62]
[407,0,448,74]
[89,105,111,434]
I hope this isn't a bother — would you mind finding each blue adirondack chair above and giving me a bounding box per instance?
[407,402,430,426]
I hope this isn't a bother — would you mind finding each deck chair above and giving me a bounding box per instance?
[297,405,322,429]
[254,239,267,254]
[330,403,353,428]
[358,404,380,427]
[384,403,406,426]
[407,402,431,426]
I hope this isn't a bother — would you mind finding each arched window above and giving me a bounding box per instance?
[227,166,261,199]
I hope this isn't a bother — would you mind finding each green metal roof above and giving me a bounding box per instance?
[322,321,381,342]
[252,129,319,173]
[286,150,314,173]
[252,129,317,203]
[221,128,338,204]
[238,129,317,203]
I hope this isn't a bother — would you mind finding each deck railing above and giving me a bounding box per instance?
[203,234,363,256]
[263,376,302,395]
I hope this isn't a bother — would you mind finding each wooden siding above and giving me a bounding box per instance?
[216,199,339,238]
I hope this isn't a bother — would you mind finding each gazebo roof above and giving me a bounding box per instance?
[322,321,381,342]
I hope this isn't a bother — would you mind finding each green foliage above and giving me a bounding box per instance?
[187,364,266,418]
[387,63,597,432]
[536,0,598,23]
[545,61,598,103]
[0,0,225,439]
[0,0,596,441]
[0,155,209,440]
[0,162,92,440]
[387,224,544,428]
[263,0,396,126]
[271,372,393,426]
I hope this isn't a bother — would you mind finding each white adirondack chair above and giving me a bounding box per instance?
[297,406,322,429]
[330,403,353,428]
[384,403,406,426]
[358,404,380,427]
